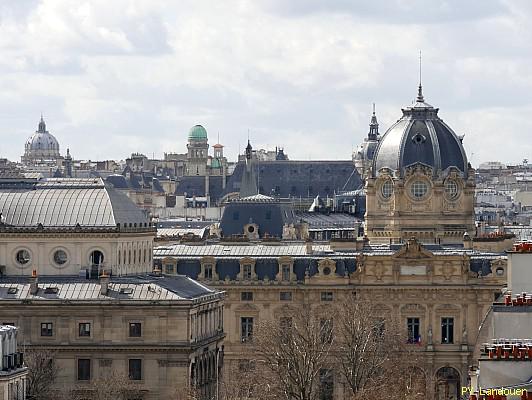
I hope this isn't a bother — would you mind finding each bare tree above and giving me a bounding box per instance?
[333,298,426,400]
[25,348,60,400]
[254,306,334,400]
[66,371,143,400]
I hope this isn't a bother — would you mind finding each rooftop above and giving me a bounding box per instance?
[0,177,150,229]
[0,275,222,302]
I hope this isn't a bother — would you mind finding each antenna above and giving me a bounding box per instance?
[419,50,422,86]
[372,102,375,114]
[416,50,425,102]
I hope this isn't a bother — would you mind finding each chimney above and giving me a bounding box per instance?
[30,269,38,295]
[99,270,110,296]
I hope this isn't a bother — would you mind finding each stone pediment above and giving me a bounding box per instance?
[393,238,433,260]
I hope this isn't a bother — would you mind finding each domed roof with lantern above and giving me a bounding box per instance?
[23,116,61,162]
[371,84,468,178]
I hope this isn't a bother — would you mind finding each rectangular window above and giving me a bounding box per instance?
[319,369,334,400]
[129,322,142,338]
[241,291,253,301]
[41,322,53,337]
[281,264,290,281]
[78,322,91,337]
[243,265,252,280]
[320,319,333,344]
[320,292,333,301]
[441,317,454,344]
[279,291,292,301]
[77,359,91,381]
[128,359,142,380]
[407,318,420,344]
[204,265,213,280]
[165,264,174,274]
[241,317,254,342]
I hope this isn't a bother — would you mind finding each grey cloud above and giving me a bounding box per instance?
[257,0,507,23]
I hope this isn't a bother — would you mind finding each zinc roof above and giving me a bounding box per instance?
[0,177,148,227]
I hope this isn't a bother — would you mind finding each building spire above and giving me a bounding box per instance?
[416,50,425,102]
[368,103,379,140]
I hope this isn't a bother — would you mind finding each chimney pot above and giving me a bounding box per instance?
[99,271,110,296]
[30,270,38,295]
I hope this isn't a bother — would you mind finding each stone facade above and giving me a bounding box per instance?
[365,163,476,243]
[154,238,506,399]
[0,276,225,400]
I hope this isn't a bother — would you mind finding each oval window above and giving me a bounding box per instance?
[410,180,428,199]
[445,180,459,200]
[381,180,393,199]
[16,249,31,265]
[53,250,68,265]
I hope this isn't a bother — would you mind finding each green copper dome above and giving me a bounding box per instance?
[188,125,208,141]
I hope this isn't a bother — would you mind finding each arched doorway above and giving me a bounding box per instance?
[435,367,460,400]
[89,250,104,278]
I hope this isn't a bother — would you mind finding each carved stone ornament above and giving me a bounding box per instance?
[393,237,433,260]
[442,262,455,280]
[403,162,433,179]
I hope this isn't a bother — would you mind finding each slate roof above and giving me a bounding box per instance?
[0,177,149,228]
[220,199,297,238]
[373,88,468,178]
[223,160,362,199]
[0,275,221,302]
[174,175,225,200]
[154,242,505,279]
[106,172,165,193]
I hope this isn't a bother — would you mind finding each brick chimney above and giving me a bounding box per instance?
[30,269,38,295]
[99,270,110,296]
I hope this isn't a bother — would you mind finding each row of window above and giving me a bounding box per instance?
[165,263,297,282]
[380,178,460,201]
[40,322,142,338]
[407,317,454,344]
[239,291,332,302]
[117,246,152,266]
[77,358,142,381]
[240,316,456,344]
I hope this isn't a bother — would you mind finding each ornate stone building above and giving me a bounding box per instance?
[0,274,224,400]
[364,85,475,244]
[154,238,506,399]
[0,175,224,399]
[154,82,508,399]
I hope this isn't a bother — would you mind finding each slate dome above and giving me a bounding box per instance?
[188,125,208,141]
[372,86,467,178]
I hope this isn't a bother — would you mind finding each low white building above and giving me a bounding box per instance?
[0,325,27,400]
[472,243,532,399]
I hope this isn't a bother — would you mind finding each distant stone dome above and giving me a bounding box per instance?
[23,116,60,162]
[372,86,467,178]
[188,125,208,141]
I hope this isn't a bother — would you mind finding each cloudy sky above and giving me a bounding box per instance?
[0,0,531,166]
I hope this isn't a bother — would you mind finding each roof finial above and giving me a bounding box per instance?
[417,50,425,102]
[368,103,379,140]
[38,113,46,132]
